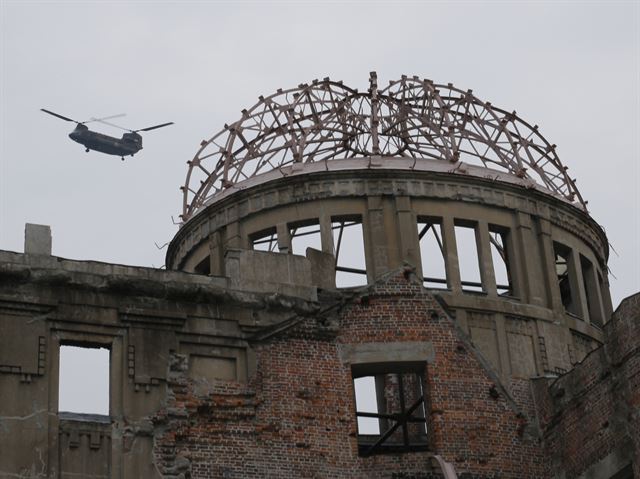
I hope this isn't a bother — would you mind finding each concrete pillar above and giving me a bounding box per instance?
[538,218,564,311]
[276,222,291,254]
[47,335,61,476]
[319,214,335,255]
[599,271,614,319]
[25,223,52,255]
[476,220,497,297]
[395,196,420,272]
[225,222,242,249]
[441,216,462,293]
[366,196,390,278]
[582,259,606,326]
[110,338,124,478]
[209,231,224,276]
[568,248,589,322]
[514,212,545,306]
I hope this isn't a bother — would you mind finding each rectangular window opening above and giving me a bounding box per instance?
[489,227,514,297]
[332,217,367,287]
[250,228,278,252]
[455,224,483,292]
[289,220,322,256]
[352,365,428,457]
[417,219,447,289]
[59,344,110,416]
[554,242,579,316]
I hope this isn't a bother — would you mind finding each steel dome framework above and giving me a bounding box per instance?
[181,72,584,222]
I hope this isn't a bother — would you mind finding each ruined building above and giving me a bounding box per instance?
[1,73,638,478]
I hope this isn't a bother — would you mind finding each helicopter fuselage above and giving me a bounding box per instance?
[68,124,142,157]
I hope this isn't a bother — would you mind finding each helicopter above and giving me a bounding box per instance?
[41,108,173,160]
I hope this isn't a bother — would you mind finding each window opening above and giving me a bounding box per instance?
[59,344,109,416]
[417,220,447,289]
[289,220,322,256]
[489,228,513,296]
[352,366,428,456]
[251,228,278,252]
[332,217,367,287]
[455,224,483,292]
[194,256,211,275]
[554,242,578,316]
[580,255,603,327]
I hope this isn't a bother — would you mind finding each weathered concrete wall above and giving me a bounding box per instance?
[532,293,640,479]
[0,249,317,478]
[168,169,609,376]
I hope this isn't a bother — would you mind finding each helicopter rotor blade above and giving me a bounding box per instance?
[41,108,78,123]
[84,113,126,125]
[135,122,174,133]
[89,118,131,131]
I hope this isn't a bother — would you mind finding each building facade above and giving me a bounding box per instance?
[0,74,637,478]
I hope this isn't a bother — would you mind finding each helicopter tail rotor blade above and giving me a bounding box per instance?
[135,122,174,133]
[41,109,77,123]
[84,113,127,124]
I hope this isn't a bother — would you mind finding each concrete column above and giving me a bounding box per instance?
[537,218,564,311]
[514,212,545,306]
[599,271,614,319]
[110,337,124,478]
[276,222,291,254]
[395,196,420,272]
[48,335,61,477]
[583,260,606,326]
[225,222,242,249]
[441,216,462,293]
[25,223,52,255]
[366,196,390,278]
[476,220,497,297]
[568,248,589,322]
[209,231,224,276]
[319,214,335,255]
[503,228,523,299]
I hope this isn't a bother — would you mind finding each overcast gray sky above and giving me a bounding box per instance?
[1,0,638,308]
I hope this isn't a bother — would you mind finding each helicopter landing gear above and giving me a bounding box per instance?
[121,157,125,161]
[85,148,90,152]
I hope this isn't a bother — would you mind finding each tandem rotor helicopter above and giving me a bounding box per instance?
[41,109,173,161]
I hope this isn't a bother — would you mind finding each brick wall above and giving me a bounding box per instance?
[533,293,640,479]
[154,270,546,478]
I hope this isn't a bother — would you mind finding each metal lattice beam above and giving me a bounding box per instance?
[181,73,584,222]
